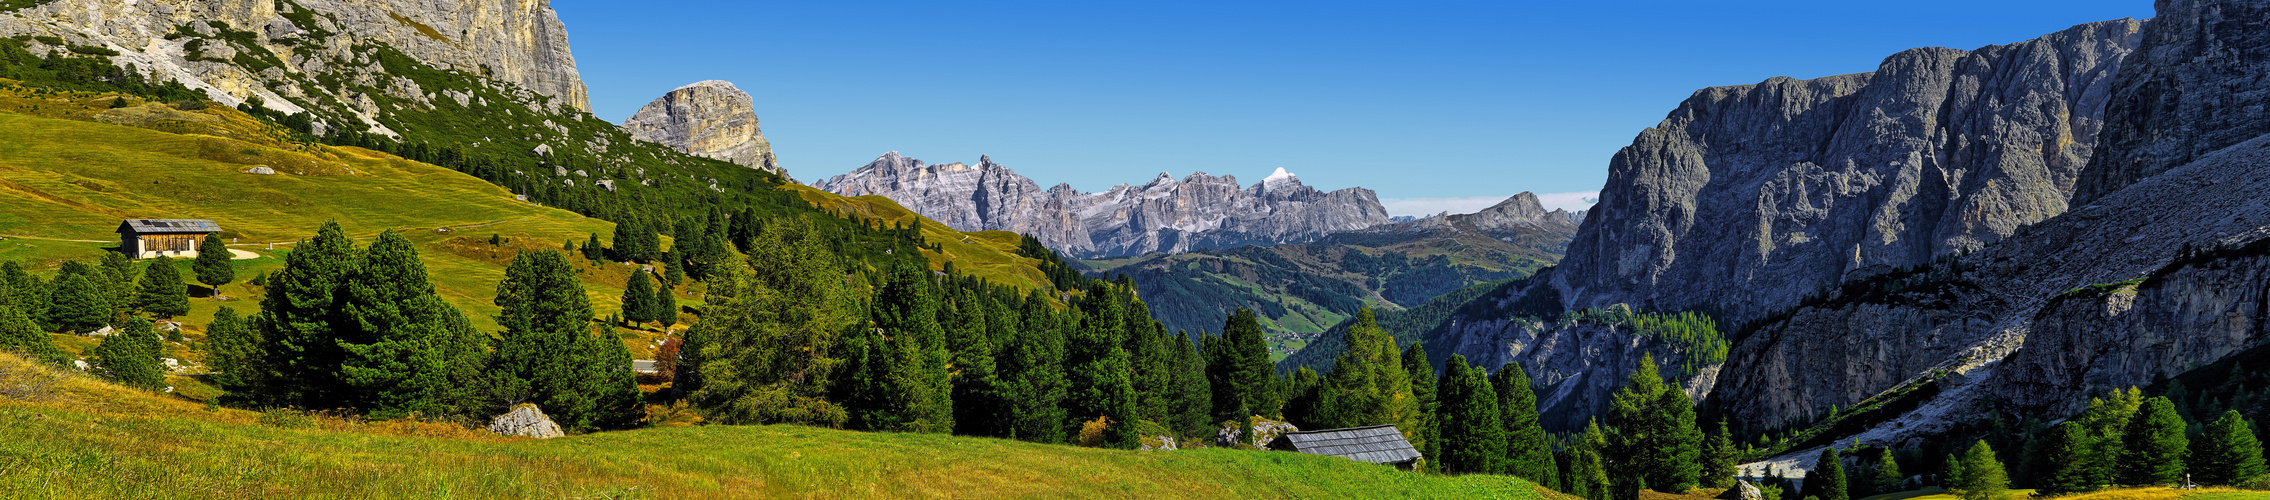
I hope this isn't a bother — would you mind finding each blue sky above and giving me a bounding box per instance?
[553,0,2155,216]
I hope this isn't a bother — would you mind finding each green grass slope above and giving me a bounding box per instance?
[0,352,1549,499]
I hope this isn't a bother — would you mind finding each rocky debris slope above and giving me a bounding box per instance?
[0,0,589,121]
[1552,19,2144,325]
[621,80,780,176]
[814,153,1392,258]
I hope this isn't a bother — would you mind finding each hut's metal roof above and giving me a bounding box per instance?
[118,219,222,234]
[1268,425,1422,465]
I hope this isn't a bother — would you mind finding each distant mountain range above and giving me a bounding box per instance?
[814,153,1395,258]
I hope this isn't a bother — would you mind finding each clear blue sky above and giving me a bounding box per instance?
[553,0,2155,216]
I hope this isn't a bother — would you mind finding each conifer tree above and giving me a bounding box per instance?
[620,270,655,326]
[1282,366,1330,430]
[684,220,856,427]
[1,261,47,327]
[203,306,264,404]
[2195,410,2265,485]
[2080,387,2144,486]
[1804,448,1848,500]
[947,290,1004,437]
[1607,355,1702,498]
[2120,396,2189,485]
[2031,422,2092,494]
[1655,379,1705,492]
[1495,362,1559,486]
[1562,419,1613,500]
[1701,419,1740,489]
[46,271,110,334]
[1066,280,1133,446]
[1405,343,1440,468]
[89,319,165,390]
[1435,354,1506,474]
[192,233,234,298]
[583,233,606,261]
[857,262,953,434]
[136,256,189,318]
[999,290,1068,443]
[1324,309,1418,435]
[654,274,678,328]
[491,251,640,432]
[98,251,137,311]
[1873,447,1907,495]
[336,231,490,419]
[1950,440,2009,500]
[0,304,68,365]
[258,222,358,409]
[1170,332,1214,436]
[1207,307,1273,425]
[1126,301,1172,425]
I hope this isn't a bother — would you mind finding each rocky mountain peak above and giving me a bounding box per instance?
[621,80,780,176]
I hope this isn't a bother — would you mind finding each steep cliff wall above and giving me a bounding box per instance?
[815,154,1393,258]
[1554,20,2142,325]
[2071,0,2270,205]
[621,80,781,176]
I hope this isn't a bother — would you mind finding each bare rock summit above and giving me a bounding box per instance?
[621,80,781,176]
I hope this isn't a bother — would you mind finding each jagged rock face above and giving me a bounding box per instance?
[0,0,589,113]
[1335,192,1581,242]
[2072,0,2270,205]
[1997,256,2270,419]
[1712,278,2011,429]
[815,154,1392,258]
[621,80,780,175]
[1423,276,1714,432]
[1554,20,2143,325]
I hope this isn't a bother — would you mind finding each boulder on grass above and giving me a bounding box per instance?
[487,403,564,439]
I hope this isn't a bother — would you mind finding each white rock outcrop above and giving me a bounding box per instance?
[621,80,779,176]
[486,403,564,439]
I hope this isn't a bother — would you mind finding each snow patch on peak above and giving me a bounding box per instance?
[1263,167,1296,184]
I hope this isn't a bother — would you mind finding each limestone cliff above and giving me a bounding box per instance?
[621,80,780,176]
[2071,0,2270,205]
[814,154,1393,258]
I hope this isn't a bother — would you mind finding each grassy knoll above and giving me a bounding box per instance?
[0,352,1546,499]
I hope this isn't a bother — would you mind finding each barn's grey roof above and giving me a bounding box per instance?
[118,219,222,234]
[1268,425,1422,465]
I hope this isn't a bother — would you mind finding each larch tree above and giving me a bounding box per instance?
[1950,440,2010,500]
[1701,419,1740,489]
[1324,309,1418,435]
[1495,362,1559,487]
[1873,447,1907,495]
[2195,410,2266,485]
[1607,355,1701,498]
[2119,396,2189,485]
[2079,387,2144,487]
[1434,354,1506,475]
[1170,332,1214,437]
[191,233,234,299]
[1404,343,1440,468]
[135,256,189,318]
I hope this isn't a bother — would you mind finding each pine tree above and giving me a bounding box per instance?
[620,270,655,326]
[46,271,110,334]
[1950,440,2009,500]
[491,251,640,432]
[2195,410,2265,485]
[1435,354,1506,474]
[1495,362,1559,486]
[1565,419,1613,500]
[335,231,490,420]
[855,262,953,434]
[1,261,48,329]
[192,233,235,298]
[1170,332,1214,437]
[1324,309,1418,436]
[2120,396,2189,485]
[89,319,165,390]
[2030,422,2091,494]
[258,222,358,409]
[203,306,264,404]
[582,233,606,261]
[1803,448,1848,500]
[947,290,1003,437]
[136,256,189,318]
[1701,419,1740,489]
[98,251,137,311]
[1404,343,1440,470]
[0,304,68,365]
[1873,447,1907,495]
[654,277,678,328]
[1607,355,1701,498]
[1207,307,1273,425]
[2080,387,2144,487]
[998,290,1067,443]
[1066,280,1133,446]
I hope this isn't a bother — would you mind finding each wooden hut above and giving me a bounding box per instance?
[1266,424,1423,470]
[117,219,222,259]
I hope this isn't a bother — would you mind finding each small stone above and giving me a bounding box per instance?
[244,166,277,175]
[487,403,565,439]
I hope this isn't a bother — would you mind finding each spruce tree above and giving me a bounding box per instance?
[620,270,655,326]
[1207,307,1273,425]
[136,256,189,318]
[1066,280,1133,446]
[90,319,165,390]
[1170,332,1214,437]
[0,304,68,365]
[258,222,359,409]
[1435,354,1506,474]
[1804,448,1848,500]
[2120,396,2189,485]
[2034,422,2092,494]
[1495,362,1559,486]
[1701,419,1740,489]
[1950,440,2009,500]
[947,290,1003,437]
[2195,410,2266,485]
[1282,366,1330,430]
[203,306,264,404]
[1873,447,1907,495]
[998,290,1068,442]
[46,270,111,334]
[861,262,953,434]
[492,251,640,432]
[98,251,137,311]
[336,231,490,420]
[192,233,234,298]
[583,233,606,261]
[1125,300,1171,425]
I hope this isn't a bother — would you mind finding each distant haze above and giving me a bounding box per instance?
[1383,192,1599,218]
